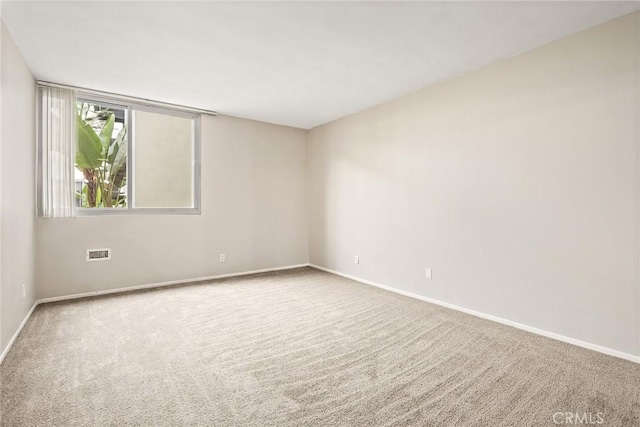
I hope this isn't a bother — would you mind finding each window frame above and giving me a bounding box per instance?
[72,92,201,216]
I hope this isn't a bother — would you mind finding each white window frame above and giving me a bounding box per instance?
[71,92,201,216]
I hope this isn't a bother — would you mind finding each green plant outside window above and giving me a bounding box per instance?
[75,102,127,208]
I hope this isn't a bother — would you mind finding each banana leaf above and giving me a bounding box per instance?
[98,114,115,157]
[109,127,127,189]
[76,114,103,169]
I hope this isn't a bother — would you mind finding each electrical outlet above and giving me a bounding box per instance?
[219,253,226,262]
[354,255,359,264]
[22,283,26,299]
[425,268,432,279]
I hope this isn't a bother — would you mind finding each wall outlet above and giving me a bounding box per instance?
[22,283,26,299]
[354,255,359,264]
[426,268,432,279]
[219,253,226,262]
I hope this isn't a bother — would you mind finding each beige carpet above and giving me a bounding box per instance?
[1,267,638,426]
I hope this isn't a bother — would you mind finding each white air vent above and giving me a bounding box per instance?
[86,248,111,262]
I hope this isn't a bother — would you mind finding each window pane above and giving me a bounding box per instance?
[133,110,193,208]
[75,101,128,208]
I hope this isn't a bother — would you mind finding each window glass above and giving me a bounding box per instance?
[133,110,194,208]
[75,101,128,208]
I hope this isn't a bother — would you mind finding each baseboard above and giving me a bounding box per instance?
[0,263,309,365]
[309,264,640,364]
[0,301,39,365]
[38,263,310,304]
[6,264,637,366]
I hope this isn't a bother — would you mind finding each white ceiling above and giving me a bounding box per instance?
[2,1,638,129]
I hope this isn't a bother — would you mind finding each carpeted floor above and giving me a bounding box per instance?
[0,267,638,426]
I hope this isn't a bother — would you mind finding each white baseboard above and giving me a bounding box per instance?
[309,264,640,364]
[0,263,309,365]
[0,301,38,365]
[5,263,637,366]
[38,263,310,304]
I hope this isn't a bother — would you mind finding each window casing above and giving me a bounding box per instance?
[46,91,201,216]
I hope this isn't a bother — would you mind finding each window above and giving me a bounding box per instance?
[39,86,201,216]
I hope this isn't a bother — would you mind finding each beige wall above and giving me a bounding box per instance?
[308,13,640,356]
[1,21,37,352]
[36,115,308,298]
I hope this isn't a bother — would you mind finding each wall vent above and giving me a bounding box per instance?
[86,248,111,262]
